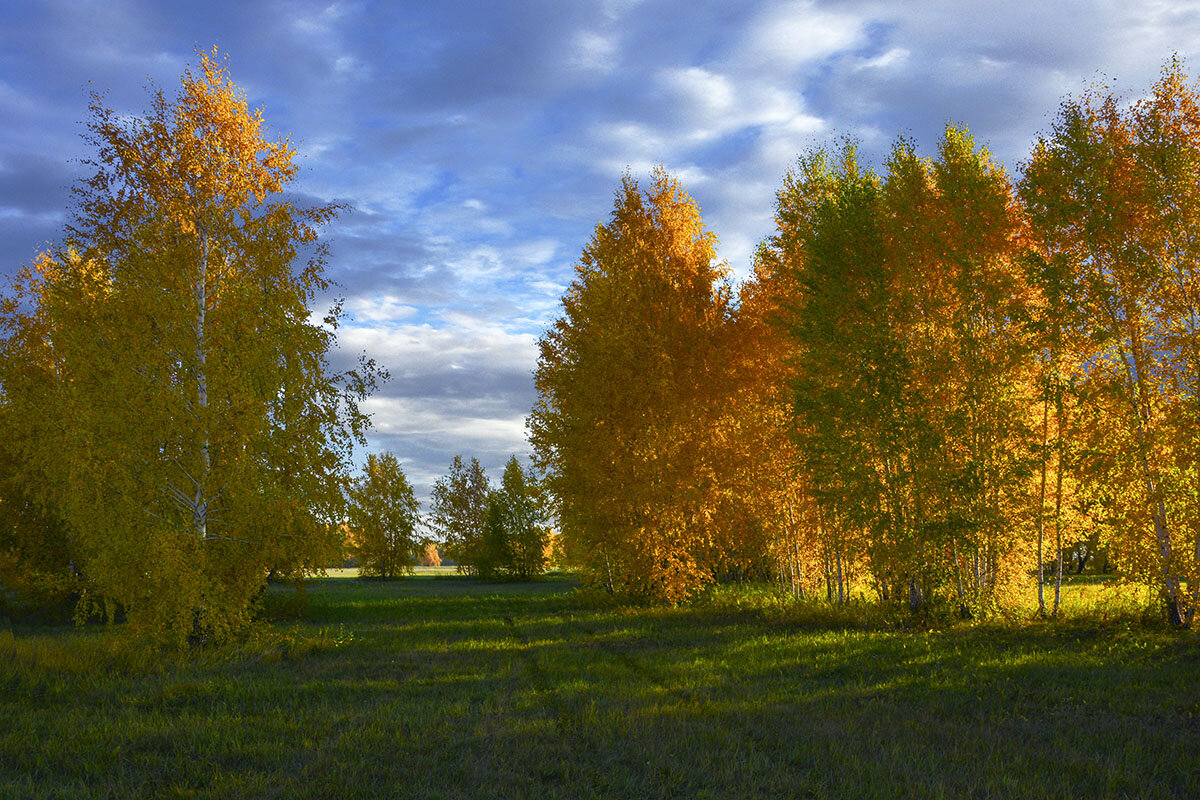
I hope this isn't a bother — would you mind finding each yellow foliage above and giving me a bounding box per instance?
[531,169,734,602]
[1022,57,1200,624]
[0,49,374,645]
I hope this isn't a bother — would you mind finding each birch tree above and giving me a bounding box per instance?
[0,50,376,643]
[530,169,734,601]
[347,453,421,579]
[428,455,490,574]
[1023,59,1200,625]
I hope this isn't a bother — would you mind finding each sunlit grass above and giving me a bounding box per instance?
[3,574,1198,799]
[322,565,462,578]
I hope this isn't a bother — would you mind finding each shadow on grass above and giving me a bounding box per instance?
[4,577,1199,799]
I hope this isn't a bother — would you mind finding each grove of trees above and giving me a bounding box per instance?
[429,454,552,580]
[4,47,1199,644]
[533,60,1200,626]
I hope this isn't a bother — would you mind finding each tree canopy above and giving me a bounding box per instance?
[0,50,378,643]
[530,168,735,601]
[347,452,422,579]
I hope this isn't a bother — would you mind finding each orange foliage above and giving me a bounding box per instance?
[531,169,734,601]
[418,542,442,567]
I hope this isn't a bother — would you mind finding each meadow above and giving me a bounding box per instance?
[2,572,1199,799]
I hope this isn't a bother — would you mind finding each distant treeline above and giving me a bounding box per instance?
[345,450,552,581]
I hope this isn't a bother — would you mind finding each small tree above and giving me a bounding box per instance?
[428,456,489,574]
[500,457,549,580]
[347,453,421,579]
[418,542,442,567]
[476,491,514,581]
[474,458,550,581]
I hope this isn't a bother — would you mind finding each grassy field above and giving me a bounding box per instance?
[2,574,1198,799]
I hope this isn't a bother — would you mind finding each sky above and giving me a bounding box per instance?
[2,0,1200,500]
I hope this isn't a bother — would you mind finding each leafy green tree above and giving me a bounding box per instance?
[474,458,549,581]
[501,458,550,580]
[0,50,377,644]
[477,490,514,581]
[429,456,489,574]
[770,130,1035,614]
[347,452,421,579]
[780,145,907,606]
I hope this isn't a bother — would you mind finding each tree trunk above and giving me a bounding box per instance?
[908,576,922,611]
[834,543,844,605]
[952,537,969,617]
[194,225,210,542]
[1104,299,1184,623]
[1053,428,1064,617]
[1036,392,1049,614]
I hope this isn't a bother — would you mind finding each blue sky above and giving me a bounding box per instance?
[2,0,1200,499]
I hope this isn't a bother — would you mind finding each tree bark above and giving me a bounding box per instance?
[1037,392,1049,614]
[194,225,210,542]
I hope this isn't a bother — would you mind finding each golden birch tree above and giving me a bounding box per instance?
[882,128,1037,615]
[0,50,376,643]
[1022,58,1200,625]
[530,169,733,601]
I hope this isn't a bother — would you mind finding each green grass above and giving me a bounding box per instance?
[2,574,1198,799]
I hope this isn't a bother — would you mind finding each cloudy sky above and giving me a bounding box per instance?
[2,0,1200,499]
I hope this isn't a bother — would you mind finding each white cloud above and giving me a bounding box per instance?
[337,319,538,380]
[590,68,825,184]
[365,397,528,446]
[738,1,867,73]
[660,67,818,138]
[571,31,619,74]
[511,238,559,266]
[857,47,910,71]
[292,2,354,35]
[662,67,737,118]
[0,80,38,116]
[601,0,644,21]
[290,1,369,83]
[346,295,419,324]
[332,318,538,494]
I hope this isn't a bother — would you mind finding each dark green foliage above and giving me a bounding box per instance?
[476,457,550,581]
[500,457,550,580]
[428,456,490,574]
[476,491,515,581]
[0,447,77,610]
